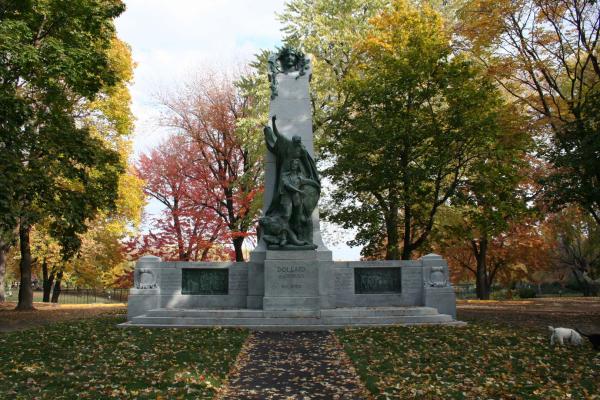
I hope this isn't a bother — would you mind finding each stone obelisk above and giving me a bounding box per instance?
[247,47,334,312]
[251,47,330,260]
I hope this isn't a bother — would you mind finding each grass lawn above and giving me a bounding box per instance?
[0,316,248,399]
[338,323,600,399]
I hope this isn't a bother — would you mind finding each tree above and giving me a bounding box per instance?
[546,91,600,225]
[323,0,511,260]
[279,0,466,137]
[0,227,17,302]
[12,161,144,304]
[279,0,389,137]
[68,167,144,288]
[440,213,552,298]
[22,38,141,302]
[133,134,227,262]
[159,73,263,261]
[433,102,534,298]
[549,207,600,296]
[0,1,129,310]
[458,0,600,223]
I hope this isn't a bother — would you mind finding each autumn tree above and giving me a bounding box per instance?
[323,0,512,260]
[458,0,600,224]
[133,134,226,262]
[0,1,132,309]
[548,207,600,296]
[159,74,263,261]
[65,165,144,288]
[439,212,553,298]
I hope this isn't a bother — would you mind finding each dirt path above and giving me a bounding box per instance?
[0,302,126,332]
[457,297,600,332]
[218,331,369,400]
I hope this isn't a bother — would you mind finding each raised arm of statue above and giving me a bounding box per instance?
[263,119,277,153]
[263,115,284,153]
[271,115,281,139]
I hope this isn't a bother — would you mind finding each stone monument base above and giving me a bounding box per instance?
[121,306,463,331]
[122,253,463,331]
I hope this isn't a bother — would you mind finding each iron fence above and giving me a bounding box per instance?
[54,288,129,304]
[453,283,584,299]
[3,286,129,304]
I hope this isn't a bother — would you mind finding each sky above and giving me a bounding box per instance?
[115,0,362,260]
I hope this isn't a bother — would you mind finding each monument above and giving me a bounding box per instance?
[122,46,461,330]
[259,116,320,250]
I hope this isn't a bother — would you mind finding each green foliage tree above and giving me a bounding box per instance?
[0,0,129,310]
[323,0,512,260]
[52,38,143,297]
[546,91,600,225]
[279,0,389,137]
[435,106,533,298]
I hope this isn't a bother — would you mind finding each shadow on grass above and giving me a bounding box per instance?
[0,316,248,399]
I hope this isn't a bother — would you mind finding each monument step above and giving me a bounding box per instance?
[120,320,466,331]
[144,306,440,319]
[321,306,440,317]
[129,314,454,327]
[145,309,264,318]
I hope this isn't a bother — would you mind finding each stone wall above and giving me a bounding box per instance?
[127,253,456,319]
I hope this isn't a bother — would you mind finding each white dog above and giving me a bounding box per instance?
[548,326,583,346]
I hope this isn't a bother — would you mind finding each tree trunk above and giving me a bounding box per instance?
[16,223,34,310]
[233,236,245,262]
[0,240,9,303]
[385,203,401,260]
[473,237,490,300]
[401,203,411,260]
[172,203,188,261]
[200,245,211,261]
[51,270,63,303]
[42,261,55,303]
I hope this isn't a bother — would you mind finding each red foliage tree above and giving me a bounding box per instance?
[159,74,263,261]
[442,218,553,294]
[130,135,229,261]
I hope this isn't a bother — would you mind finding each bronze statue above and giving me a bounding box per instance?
[268,46,310,99]
[260,115,320,249]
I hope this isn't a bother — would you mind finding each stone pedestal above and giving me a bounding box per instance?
[262,250,334,317]
[123,252,463,329]
[246,261,264,309]
[421,253,457,318]
[127,255,161,319]
[424,286,457,319]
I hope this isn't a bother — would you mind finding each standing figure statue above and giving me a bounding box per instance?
[260,115,320,249]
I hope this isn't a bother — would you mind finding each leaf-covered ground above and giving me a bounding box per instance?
[338,323,600,399]
[457,298,600,331]
[0,316,248,399]
[0,302,127,332]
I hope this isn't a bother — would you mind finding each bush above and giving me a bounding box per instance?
[490,290,512,300]
[518,288,537,299]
